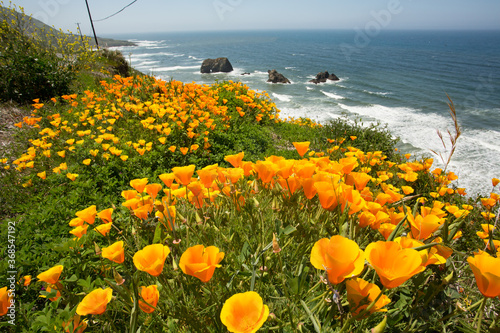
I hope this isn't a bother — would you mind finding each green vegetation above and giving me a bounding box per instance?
[0,2,499,333]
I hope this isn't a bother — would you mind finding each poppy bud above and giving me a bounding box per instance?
[272,233,281,254]
[94,242,101,256]
[441,271,453,285]
[371,316,387,333]
[113,269,125,286]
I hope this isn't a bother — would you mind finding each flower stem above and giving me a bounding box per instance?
[475,296,488,333]
[278,252,297,332]
[129,274,140,333]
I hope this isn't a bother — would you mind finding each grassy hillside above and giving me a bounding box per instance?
[0,2,499,333]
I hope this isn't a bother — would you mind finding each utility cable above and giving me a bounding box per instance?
[93,0,138,22]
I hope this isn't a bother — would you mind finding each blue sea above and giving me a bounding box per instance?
[108,30,500,196]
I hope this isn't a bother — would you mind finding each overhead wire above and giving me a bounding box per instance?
[93,0,138,22]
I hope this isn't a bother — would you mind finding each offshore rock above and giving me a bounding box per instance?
[200,58,233,73]
[267,69,291,84]
[309,71,339,84]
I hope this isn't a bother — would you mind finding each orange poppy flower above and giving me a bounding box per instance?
[349,172,372,191]
[94,223,112,237]
[122,198,140,211]
[70,224,89,239]
[121,189,138,200]
[180,147,189,155]
[76,288,113,315]
[310,235,365,284]
[365,241,425,289]
[133,244,171,277]
[145,183,163,200]
[278,176,302,196]
[22,275,32,287]
[220,291,269,333]
[339,185,366,215]
[492,178,500,187]
[130,178,148,193]
[224,152,245,168]
[476,224,495,239]
[253,161,277,184]
[69,217,84,227]
[314,182,339,211]
[97,208,113,224]
[134,204,152,220]
[37,265,63,284]
[159,173,176,187]
[240,161,255,177]
[292,141,310,157]
[172,164,196,186]
[339,157,359,175]
[378,223,396,239]
[102,241,125,264]
[67,173,79,181]
[225,168,245,184]
[467,251,500,298]
[75,205,97,225]
[138,285,160,313]
[346,278,391,317]
[197,167,218,188]
[0,287,13,316]
[407,212,442,240]
[301,178,317,199]
[179,245,225,283]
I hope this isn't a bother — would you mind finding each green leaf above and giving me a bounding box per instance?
[282,225,297,235]
[64,274,78,282]
[300,300,321,333]
[153,219,162,244]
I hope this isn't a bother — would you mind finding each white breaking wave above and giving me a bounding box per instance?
[321,91,345,100]
[131,40,165,48]
[272,93,293,102]
[335,103,499,196]
[363,89,392,96]
[130,52,176,59]
[278,105,343,124]
[135,60,160,66]
[153,65,200,72]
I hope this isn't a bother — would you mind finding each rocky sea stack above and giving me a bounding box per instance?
[200,58,233,73]
[267,69,291,84]
[309,71,339,84]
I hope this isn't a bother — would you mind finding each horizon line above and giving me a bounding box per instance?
[101,27,500,37]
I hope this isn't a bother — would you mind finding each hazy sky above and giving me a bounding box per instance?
[14,0,500,36]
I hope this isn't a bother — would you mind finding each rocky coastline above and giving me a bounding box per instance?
[199,58,339,84]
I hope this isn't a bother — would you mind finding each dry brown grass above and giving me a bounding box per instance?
[430,95,462,172]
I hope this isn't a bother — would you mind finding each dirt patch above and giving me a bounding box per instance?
[0,103,29,154]
[270,131,295,151]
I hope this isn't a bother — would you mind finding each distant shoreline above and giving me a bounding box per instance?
[92,37,137,48]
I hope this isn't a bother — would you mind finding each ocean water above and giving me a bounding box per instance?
[108,30,500,196]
